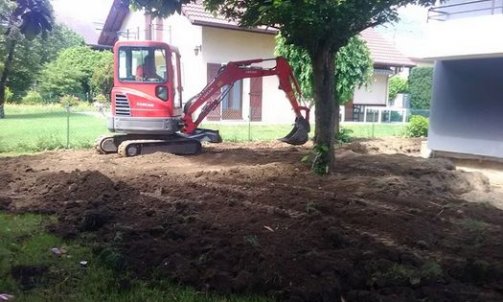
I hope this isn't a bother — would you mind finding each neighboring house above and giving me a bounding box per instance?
[425,0,503,160]
[345,29,415,122]
[99,0,415,124]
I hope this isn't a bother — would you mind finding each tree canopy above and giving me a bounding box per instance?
[39,46,113,99]
[0,24,84,99]
[275,34,373,104]
[0,0,54,117]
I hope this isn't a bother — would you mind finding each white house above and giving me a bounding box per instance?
[425,0,503,160]
[99,0,415,124]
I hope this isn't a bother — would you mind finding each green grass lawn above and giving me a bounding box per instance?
[0,104,108,154]
[0,212,271,302]
[0,104,406,155]
[343,123,406,138]
[203,123,406,142]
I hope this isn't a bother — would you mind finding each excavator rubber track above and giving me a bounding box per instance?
[117,138,202,157]
[96,134,203,156]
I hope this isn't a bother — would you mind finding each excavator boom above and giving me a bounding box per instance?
[182,57,310,145]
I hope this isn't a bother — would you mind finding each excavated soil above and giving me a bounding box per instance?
[1,139,502,301]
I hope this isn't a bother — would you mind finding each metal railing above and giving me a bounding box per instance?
[428,0,503,21]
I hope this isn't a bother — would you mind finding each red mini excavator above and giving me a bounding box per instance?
[95,40,310,157]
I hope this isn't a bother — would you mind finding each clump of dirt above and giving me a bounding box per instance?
[1,138,502,301]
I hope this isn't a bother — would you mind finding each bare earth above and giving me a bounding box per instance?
[1,138,502,301]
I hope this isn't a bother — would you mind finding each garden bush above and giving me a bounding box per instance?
[388,76,408,102]
[5,87,14,103]
[406,115,429,137]
[21,90,44,104]
[335,127,353,143]
[408,67,433,109]
[59,95,81,108]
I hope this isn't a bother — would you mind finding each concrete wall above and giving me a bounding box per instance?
[429,57,503,158]
[425,4,503,59]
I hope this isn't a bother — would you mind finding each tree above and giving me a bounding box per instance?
[39,46,113,99]
[388,76,409,102]
[408,66,433,109]
[0,24,84,99]
[0,0,54,118]
[275,34,373,110]
[90,51,114,99]
[128,0,437,173]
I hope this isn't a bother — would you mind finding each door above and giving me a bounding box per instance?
[249,77,262,121]
[206,63,221,121]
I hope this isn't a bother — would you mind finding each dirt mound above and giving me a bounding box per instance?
[1,139,502,301]
[343,137,424,155]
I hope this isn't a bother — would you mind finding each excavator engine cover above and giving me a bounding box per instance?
[279,116,310,145]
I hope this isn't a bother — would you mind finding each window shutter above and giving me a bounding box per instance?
[206,63,222,121]
[249,77,262,121]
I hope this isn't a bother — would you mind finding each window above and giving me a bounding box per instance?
[221,80,243,119]
[118,47,168,83]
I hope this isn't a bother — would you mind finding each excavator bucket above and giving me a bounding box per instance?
[279,116,310,145]
[187,128,223,143]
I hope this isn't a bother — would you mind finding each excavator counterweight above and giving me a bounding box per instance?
[96,41,310,156]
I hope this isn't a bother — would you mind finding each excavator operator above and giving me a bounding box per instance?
[136,54,161,82]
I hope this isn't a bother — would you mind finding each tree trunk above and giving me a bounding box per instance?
[311,47,338,173]
[0,38,17,119]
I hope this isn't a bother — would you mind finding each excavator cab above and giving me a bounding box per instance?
[108,41,184,135]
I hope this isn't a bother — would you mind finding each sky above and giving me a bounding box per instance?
[51,0,113,24]
[377,5,431,58]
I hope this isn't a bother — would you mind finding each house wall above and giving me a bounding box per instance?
[429,57,503,158]
[162,14,204,101]
[120,11,147,40]
[425,3,503,59]
[431,0,503,20]
[201,27,295,124]
[353,73,389,105]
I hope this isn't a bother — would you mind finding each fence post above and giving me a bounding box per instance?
[248,114,251,141]
[65,105,71,149]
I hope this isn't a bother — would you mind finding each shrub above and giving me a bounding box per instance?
[59,95,81,108]
[406,115,429,137]
[5,87,15,103]
[408,67,433,109]
[388,76,408,102]
[94,94,108,104]
[21,91,44,104]
[335,127,353,143]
